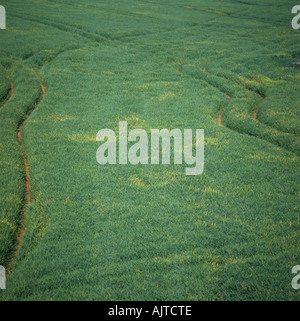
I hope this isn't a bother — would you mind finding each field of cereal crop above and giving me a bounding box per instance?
[0,0,299,300]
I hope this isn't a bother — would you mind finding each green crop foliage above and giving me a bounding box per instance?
[0,65,10,105]
[0,0,299,301]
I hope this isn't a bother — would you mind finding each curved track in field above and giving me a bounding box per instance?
[0,16,107,269]
[202,67,263,127]
[4,46,100,271]
[211,70,266,124]
[178,64,232,127]
[10,13,114,44]
[6,67,46,272]
[2,11,113,270]
[3,8,298,274]
[202,68,232,127]
[204,69,297,136]
[178,64,298,155]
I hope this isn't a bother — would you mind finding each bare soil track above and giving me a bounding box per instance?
[10,82,14,97]
[217,112,223,126]
[202,67,231,126]
[7,72,45,272]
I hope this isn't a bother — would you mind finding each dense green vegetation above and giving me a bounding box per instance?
[0,0,299,300]
[0,66,10,106]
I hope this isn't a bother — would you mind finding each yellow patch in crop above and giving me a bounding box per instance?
[159,92,176,100]
[148,170,181,186]
[153,256,172,265]
[276,52,289,56]
[115,115,152,132]
[134,83,149,89]
[237,75,260,88]
[0,218,15,230]
[205,137,229,145]
[124,115,146,125]
[53,113,77,122]
[7,28,23,33]
[135,169,182,187]
[202,186,221,194]
[68,133,96,142]
[30,112,78,123]
[254,74,276,84]
[155,81,179,87]
[130,175,145,187]
[248,152,297,163]
[248,153,262,160]
[102,71,114,76]
[235,111,249,119]
[0,160,21,167]
[162,170,181,182]
[267,111,290,116]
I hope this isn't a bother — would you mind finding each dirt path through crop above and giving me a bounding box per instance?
[217,112,223,126]
[202,67,232,126]
[10,81,14,97]
[7,75,45,272]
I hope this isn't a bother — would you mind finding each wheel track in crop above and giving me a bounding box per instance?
[203,69,298,137]
[6,66,46,272]
[9,10,175,45]
[10,12,116,44]
[178,64,233,127]
[4,46,92,271]
[202,67,232,126]
[202,67,264,126]
[5,45,83,270]
[178,64,299,155]
[211,70,266,122]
